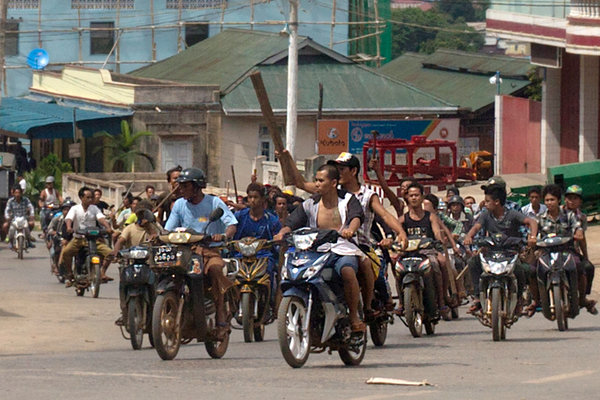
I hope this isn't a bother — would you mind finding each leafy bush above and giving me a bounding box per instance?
[24,154,73,206]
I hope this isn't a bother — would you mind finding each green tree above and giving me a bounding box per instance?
[525,67,542,102]
[94,120,155,172]
[434,0,476,22]
[24,154,73,205]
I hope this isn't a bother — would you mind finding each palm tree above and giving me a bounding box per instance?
[94,120,155,172]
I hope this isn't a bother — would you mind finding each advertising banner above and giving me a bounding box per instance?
[317,120,349,154]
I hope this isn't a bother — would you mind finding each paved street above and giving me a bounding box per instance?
[1,237,599,400]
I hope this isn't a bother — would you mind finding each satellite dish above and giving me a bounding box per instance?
[27,48,49,70]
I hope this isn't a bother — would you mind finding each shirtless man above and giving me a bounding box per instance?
[274,164,366,333]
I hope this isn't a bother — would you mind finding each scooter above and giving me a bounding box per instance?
[536,235,580,331]
[278,228,367,368]
[72,227,104,297]
[11,216,30,260]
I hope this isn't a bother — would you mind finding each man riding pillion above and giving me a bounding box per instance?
[233,183,282,319]
[164,167,238,340]
[281,152,408,322]
[47,199,75,275]
[463,184,538,314]
[3,185,36,250]
[59,187,113,287]
[274,164,367,335]
[39,176,63,233]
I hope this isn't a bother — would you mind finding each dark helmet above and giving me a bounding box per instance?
[448,195,464,207]
[61,199,76,209]
[176,167,207,188]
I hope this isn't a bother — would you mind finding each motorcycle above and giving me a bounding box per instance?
[536,235,580,331]
[41,203,61,237]
[393,237,441,337]
[49,230,67,283]
[473,234,521,341]
[118,245,156,350]
[278,228,367,368]
[150,209,239,360]
[11,216,29,260]
[72,227,105,297]
[229,237,277,343]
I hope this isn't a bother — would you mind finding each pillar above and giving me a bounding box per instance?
[579,55,599,161]
[541,67,562,171]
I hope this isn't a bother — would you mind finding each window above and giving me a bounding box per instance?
[72,0,133,9]
[258,125,285,162]
[90,22,114,55]
[5,20,19,56]
[185,23,209,48]
[166,0,224,9]
[8,0,39,8]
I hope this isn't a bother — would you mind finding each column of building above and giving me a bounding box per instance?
[541,67,562,170]
[579,55,599,161]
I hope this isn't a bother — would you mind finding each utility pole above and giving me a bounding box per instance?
[0,0,8,105]
[286,0,298,160]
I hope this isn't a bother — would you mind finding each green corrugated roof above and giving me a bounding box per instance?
[130,29,457,114]
[379,50,531,112]
[222,63,455,114]
[130,29,297,92]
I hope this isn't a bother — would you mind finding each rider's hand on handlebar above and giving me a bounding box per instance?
[66,227,74,234]
[463,236,473,246]
[340,229,355,240]
[211,234,226,242]
[273,233,285,242]
[527,235,537,247]
[378,238,393,249]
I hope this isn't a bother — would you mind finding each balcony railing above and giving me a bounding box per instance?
[570,0,600,18]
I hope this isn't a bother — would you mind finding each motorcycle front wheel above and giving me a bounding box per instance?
[278,296,310,368]
[404,285,423,338]
[17,236,24,259]
[491,287,505,341]
[369,318,388,347]
[553,285,568,331]
[205,334,229,359]
[241,292,254,343]
[128,297,144,350]
[152,292,181,360]
[89,261,101,298]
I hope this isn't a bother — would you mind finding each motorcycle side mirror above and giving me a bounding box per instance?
[209,208,224,222]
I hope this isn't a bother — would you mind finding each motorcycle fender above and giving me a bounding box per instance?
[240,284,254,294]
[282,287,309,305]
[402,273,421,288]
[125,287,143,303]
[321,302,338,344]
[489,280,505,290]
[156,279,177,295]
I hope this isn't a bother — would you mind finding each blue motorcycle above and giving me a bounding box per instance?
[277,228,367,368]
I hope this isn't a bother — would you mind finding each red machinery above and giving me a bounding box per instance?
[362,136,477,192]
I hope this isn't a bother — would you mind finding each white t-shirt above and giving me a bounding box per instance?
[65,204,105,237]
[19,179,26,191]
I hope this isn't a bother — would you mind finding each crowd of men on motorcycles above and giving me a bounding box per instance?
[2,151,596,366]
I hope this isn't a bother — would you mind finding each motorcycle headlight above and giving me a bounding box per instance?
[129,248,149,259]
[395,262,405,273]
[293,233,318,251]
[302,254,328,279]
[168,232,192,244]
[236,241,262,257]
[418,258,431,271]
[15,218,27,229]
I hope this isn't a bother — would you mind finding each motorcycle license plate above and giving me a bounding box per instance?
[153,246,177,264]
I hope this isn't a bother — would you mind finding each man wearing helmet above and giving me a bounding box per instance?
[165,167,238,339]
[39,176,63,233]
[47,199,75,276]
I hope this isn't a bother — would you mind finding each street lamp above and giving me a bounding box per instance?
[490,70,502,175]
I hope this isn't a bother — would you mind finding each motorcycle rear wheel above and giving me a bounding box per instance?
[554,285,567,331]
[339,331,367,366]
[152,292,181,360]
[278,296,310,368]
[369,318,388,347]
[128,297,144,350]
[17,236,24,260]
[491,287,504,341]
[242,292,254,343]
[404,285,423,338]
[89,262,101,298]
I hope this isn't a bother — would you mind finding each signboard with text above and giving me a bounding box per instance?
[317,119,460,155]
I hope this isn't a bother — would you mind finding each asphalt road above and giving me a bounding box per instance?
[1,239,599,400]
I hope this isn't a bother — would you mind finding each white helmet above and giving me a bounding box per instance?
[45,176,55,183]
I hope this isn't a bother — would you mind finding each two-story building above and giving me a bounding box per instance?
[487,1,600,169]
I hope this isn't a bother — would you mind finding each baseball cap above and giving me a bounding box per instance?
[327,152,360,169]
[565,184,583,197]
[481,175,506,190]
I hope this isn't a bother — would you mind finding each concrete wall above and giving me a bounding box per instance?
[220,115,316,190]
[501,96,541,174]
[4,0,350,97]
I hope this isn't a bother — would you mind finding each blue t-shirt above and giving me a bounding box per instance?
[165,195,237,235]
[233,208,281,241]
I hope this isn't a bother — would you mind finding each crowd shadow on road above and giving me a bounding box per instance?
[505,336,580,343]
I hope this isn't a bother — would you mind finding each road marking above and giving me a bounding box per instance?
[524,370,596,384]
[61,371,178,380]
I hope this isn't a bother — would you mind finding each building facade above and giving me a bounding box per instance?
[487,0,600,170]
[3,0,392,97]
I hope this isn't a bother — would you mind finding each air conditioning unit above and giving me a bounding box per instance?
[531,43,562,68]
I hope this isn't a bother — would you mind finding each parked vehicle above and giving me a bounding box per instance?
[536,235,580,331]
[229,237,277,343]
[11,216,29,260]
[473,234,521,341]
[118,245,156,350]
[393,237,441,337]
[72,227,104,297]
[278,228,367,368]
[151,209,239,360]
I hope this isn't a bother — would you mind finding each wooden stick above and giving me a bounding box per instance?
[231,165,239,202]
[455,263,469,281]
[152,184,178,213]
[250,70,295,185]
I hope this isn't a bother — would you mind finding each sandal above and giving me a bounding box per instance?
[394,307,404,316]
[351,321,366,333]
[585,300,598,315]
[101,275,114,283]
[384,301,396,312]
[214,322,231,341]
[439,306,451,321]
[364,309,381,323]
[524,301,537,318]
[467,301,481,315]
